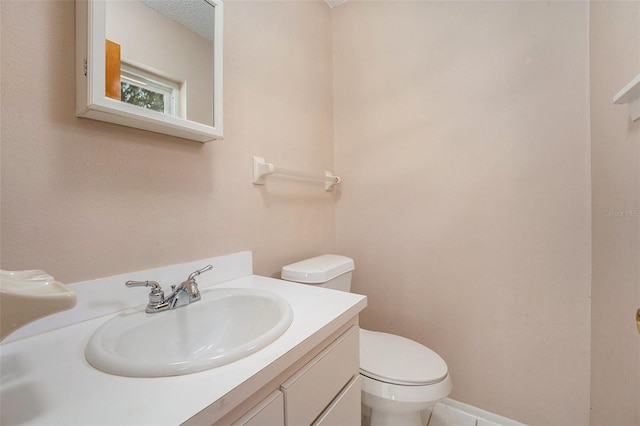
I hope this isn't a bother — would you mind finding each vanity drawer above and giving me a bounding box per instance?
[232,390,284,426]
[280,326,359,426]
[313,375,361,426]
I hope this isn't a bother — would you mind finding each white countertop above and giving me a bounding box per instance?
[0,274,366,425]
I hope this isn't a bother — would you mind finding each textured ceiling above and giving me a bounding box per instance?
[140,0,345,40]
[140,0,215,41]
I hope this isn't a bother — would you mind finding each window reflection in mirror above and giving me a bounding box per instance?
[120,63,180,115]
[104,0,214,126]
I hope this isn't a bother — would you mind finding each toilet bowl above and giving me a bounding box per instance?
[281,255,452,426]
[360,329,452,425]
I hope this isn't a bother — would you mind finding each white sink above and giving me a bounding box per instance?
[85,287,293,377]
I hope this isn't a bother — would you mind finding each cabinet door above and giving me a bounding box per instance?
[313,375,361,426]
[281,327,359,426]
[232,391,284,426]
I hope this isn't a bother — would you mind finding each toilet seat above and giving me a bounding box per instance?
[359,329,448,386]
[360,371,453,406]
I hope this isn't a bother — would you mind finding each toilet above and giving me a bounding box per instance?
[281,255,452,426]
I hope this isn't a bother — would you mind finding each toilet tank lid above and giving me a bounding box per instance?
[281,255,354,284]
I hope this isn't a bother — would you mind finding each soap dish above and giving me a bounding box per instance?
[1,269,77,341]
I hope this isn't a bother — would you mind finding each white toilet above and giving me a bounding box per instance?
[281,255,452,426]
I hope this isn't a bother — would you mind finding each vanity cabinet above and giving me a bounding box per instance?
[214,324,361,426]
[0,261,367,426]
[232,391,284,426]
[281,326,359,425]
[313,376,361,426]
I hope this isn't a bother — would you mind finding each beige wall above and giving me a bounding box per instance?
[590,2,640,424]
[0,0,336,283]
[3,1,638,425]
[332,2,592,424]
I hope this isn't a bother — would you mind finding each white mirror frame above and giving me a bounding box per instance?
[75,0,223,143]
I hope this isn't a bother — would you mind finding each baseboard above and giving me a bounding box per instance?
[427,398,527,426]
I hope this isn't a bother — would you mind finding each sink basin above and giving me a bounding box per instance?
[85,287,293,377]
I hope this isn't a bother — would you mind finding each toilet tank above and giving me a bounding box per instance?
[281,255,354,292]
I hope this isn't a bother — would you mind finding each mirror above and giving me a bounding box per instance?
[76,0,223,142]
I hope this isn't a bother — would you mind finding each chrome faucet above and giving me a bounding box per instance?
[125,265,213,313]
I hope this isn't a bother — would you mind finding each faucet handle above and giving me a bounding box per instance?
[125,280,164,304]
[187,265,213,282]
